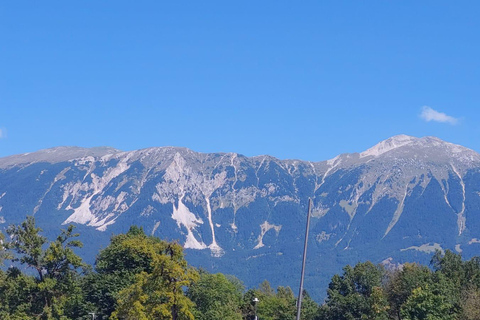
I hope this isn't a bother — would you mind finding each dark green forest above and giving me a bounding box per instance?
[1,217,479,320]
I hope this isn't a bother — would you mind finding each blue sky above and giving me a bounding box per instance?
[1,1,479,161]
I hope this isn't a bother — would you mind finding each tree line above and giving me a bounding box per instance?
[1,217,479,320]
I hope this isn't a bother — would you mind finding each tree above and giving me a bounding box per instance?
[0,268,37,320]
[187,271,243,320]
[385,263,433,320]
[108,229,198,320]
[297,290,319,320]
[318,261,389,320]
[431,250,464,288]
[5,216,85,319]
[0,231,11,265]
[241,289,258,320]
[400,285,455,320]
[463,256,480,289]
[240,281,317,320]
[6,216,48,280]
[460,286,480,320]
[95,226,157,275]
[256,285,296,320]
[84,226,159,319]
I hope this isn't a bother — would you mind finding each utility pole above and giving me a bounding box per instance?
[296,198,312,320]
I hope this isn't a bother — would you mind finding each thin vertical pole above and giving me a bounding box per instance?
[296,198,312,320]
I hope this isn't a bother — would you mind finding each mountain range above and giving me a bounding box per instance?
[1,135,480,300]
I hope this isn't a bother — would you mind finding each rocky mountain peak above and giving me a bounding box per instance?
[357,135,480,165]
[360,134,417,158]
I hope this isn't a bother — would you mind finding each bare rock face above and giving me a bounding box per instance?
[1,135,480,300]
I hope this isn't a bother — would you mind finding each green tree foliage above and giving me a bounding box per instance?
[3,216,85,319]
[400,285,455,320]
[256,282,296,320]
[463,256,480,288]
[187,271,244,320]
[240,280,318,320]
[431,249,480,292]
[459,286,480,320]
[298,289,320,320]
[426,249,480,320]
[240,289,258,320]
[385,263,433,320]
[318,261,389,320]
[5,218,480,320]
[83,226,160,319]
[96,225,157,275]
[0,231,11,265]
[0,268,37,319]
[6,216,48,279]
[108,230,198,320]
[316,253,480,320]
[81,271,132,319]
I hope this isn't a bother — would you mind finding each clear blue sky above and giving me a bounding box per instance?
[1,1,479,161]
